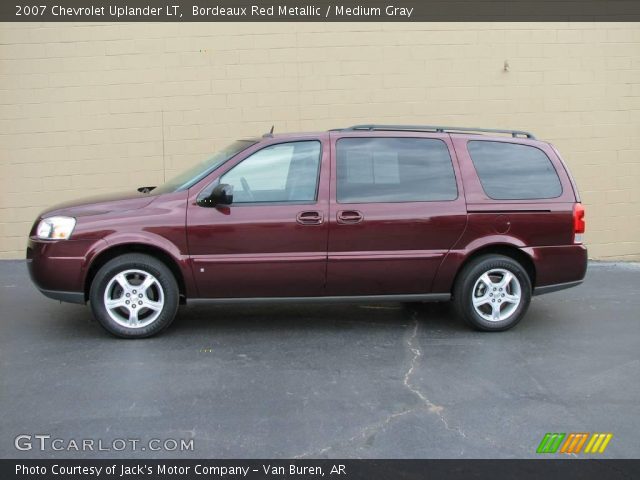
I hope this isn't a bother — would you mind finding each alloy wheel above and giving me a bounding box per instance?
[471,268,522,322]
[103,269,165,328]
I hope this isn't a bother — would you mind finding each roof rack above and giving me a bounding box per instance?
[343,124,536,139]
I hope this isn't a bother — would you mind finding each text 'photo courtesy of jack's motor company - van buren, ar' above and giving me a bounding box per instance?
[15,463,347,477]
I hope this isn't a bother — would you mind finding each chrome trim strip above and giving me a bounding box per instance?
[192,251,446,264]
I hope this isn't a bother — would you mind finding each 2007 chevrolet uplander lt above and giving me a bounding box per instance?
[27,125,587,338]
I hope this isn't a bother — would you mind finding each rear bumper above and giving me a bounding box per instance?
[533,279,583,296]
[524,243,588,290]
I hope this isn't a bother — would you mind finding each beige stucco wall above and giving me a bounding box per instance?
[1,22,639,260]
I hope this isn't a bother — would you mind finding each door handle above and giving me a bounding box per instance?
[337,210,364,224]
[296,211,324,225]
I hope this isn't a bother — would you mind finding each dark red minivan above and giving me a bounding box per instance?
[27,125,587,338]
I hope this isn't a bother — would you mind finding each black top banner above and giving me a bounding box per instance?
[3,0,640,22]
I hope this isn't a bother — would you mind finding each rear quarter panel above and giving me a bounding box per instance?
[432,135,584,292]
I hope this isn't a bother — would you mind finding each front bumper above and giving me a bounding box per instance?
[36,288,85,304]
[26,237,105,304]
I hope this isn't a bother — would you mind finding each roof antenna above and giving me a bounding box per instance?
[263,125,274,138]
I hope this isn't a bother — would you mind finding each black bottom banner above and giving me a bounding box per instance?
[3,459,640,480]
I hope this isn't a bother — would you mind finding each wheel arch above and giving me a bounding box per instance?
[450,244,536,296]
[84,243,188,304]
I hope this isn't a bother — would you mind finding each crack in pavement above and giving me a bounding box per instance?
[403,311,466,440]
[294,407,417,459]
[295,311,465,458]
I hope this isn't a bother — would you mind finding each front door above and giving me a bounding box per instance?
[187,136,330,298]
[326,132,467,296]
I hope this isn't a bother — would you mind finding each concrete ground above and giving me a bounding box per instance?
[1,260,638,459]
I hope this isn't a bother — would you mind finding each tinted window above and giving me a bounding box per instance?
[468,141,562,200]
[336,138,457,203]
[220,141,320,203]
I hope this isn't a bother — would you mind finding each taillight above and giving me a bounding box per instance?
[573,203,585,243]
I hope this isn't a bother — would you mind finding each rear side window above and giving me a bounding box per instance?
[468,141,562,200]
[336,138,457,203]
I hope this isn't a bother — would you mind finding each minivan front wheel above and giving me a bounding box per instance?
[90,254,179,338]
[453,255,531,331]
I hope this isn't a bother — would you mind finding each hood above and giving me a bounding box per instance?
[39,190,156,219]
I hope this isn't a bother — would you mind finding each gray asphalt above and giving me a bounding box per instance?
[1,260,638,459]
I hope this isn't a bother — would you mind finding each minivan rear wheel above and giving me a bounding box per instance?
[453,254,531,331]
[89,254,179,338]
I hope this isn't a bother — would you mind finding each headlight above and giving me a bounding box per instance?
[36,216,76,240]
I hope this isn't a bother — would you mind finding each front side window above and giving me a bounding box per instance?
[468,141,562,200]
[219,141,321,203]
[336,137,457,203]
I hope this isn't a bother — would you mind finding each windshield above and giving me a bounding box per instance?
[152,140,256,194]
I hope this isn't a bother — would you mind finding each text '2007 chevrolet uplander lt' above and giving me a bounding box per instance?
[27,125,587,338]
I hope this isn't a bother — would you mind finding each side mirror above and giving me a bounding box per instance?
[198,183,233,207]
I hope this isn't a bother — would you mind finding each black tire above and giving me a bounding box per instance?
[89,253,179,338]
[453,254,532,332]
